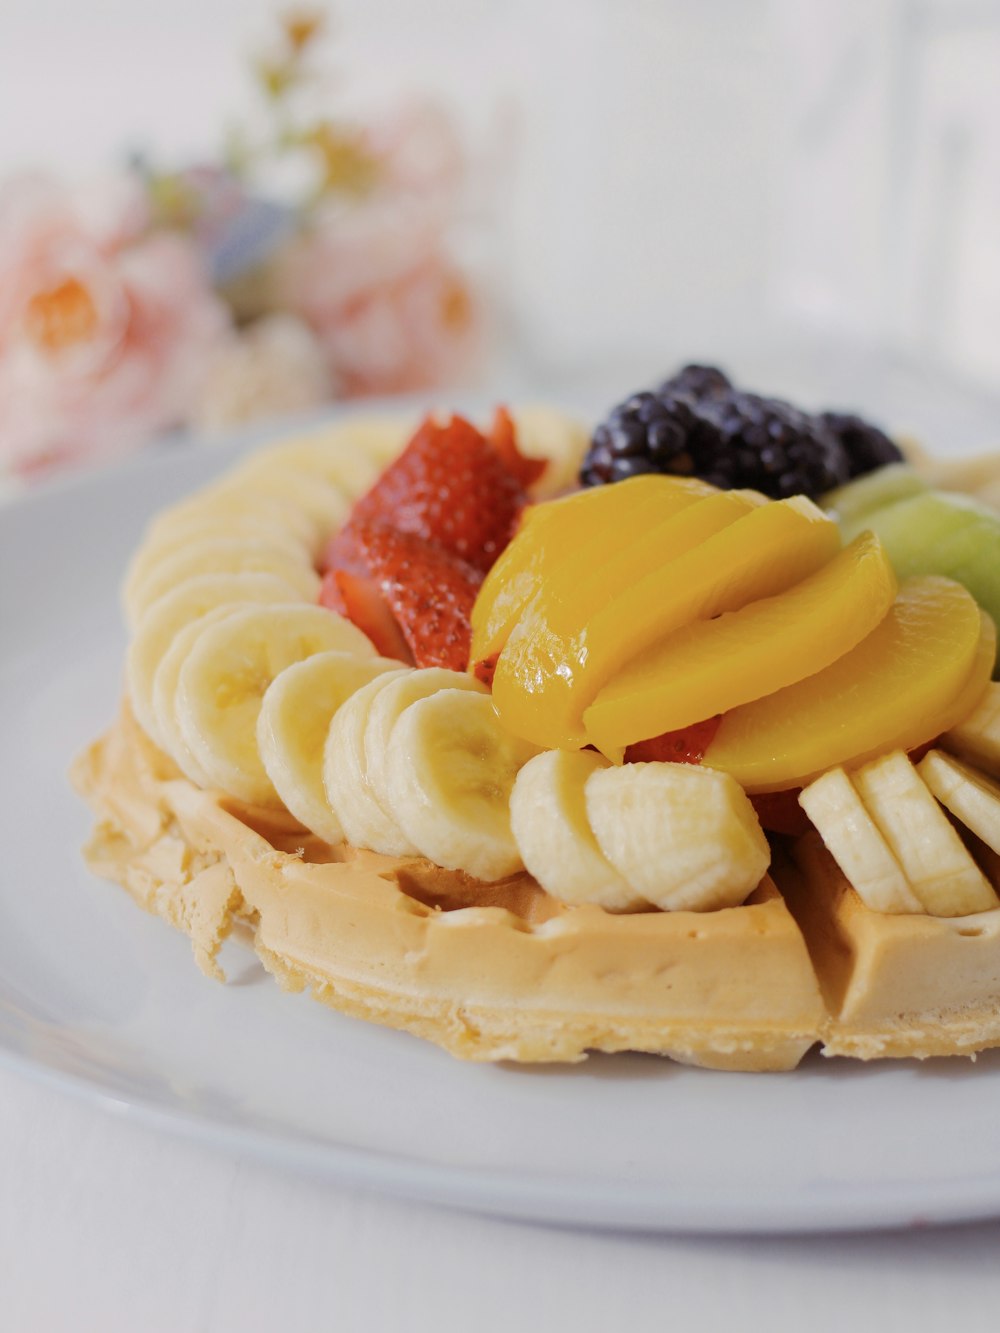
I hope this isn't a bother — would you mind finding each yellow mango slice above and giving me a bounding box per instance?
[469,475,716,667]
[704,577,995,793]
[584,532,897,753]
[493,493,840,751]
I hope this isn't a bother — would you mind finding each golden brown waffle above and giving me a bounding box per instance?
[72,704,1000,1070]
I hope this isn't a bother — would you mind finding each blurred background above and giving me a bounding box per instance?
[2,0,1000,485]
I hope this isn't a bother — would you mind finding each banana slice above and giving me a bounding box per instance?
[853,750,998,916]
[383,689,540,881]
[918,749,1000,857]
[152,605,249,787]
[146,487,319,554]
[175,604,375,805]
[584,763,770,912]
[510,749,643,910]
[798,767,922,913]
[123,514,309,617]
[127,572,302,746]
[943,683,1000,777]
[126,537,320,626]
[323,669,418,856]
[257,651,402,844]
[235,432,387,498]
[507,405,590,498]
[363,668,487,826]
[218,461,349,536]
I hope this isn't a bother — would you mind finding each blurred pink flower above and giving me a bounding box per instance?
[0,174,229,478]
[274,101,481,396]
[196,313,330,430]
[315,257,480,397]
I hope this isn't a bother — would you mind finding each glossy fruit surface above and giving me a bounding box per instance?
[703,576,994,793]
[584,531,897,754]
[492,493,839,751]
[469,475,715,669]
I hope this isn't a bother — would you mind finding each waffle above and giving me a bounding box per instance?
[73,411,1000,1070]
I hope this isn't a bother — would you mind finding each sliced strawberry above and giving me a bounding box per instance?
[336,414,526,574]
[486,405,547,489]
[324,520,482,672]
[624,716,722,766]
[473,651,500,688]
[319,567,414,664]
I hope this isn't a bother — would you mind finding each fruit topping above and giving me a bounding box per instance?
[584,531,897,754]
[581,364,901,501]
[341,413,528,573]
[798,767,923,914]
[817,412,904,480]
[704,577,995,793]
[583,762,771,913]
[489,486,839,753]
[174,603,376,807]
[852,751,998,916]
[510,750,644,911]
[486,406,548,489]
[823,463,929,527]
[512,750,771,912]
[943,682,1000,774]
[323,411,541,672]
[623,716,721,766]
[324,667,485,859]
[835,489,1000,675]
[469,474,715,672]
[320,521,482,672]
[384,687,540,882]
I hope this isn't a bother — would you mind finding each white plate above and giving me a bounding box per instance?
[6,415,1000,1237]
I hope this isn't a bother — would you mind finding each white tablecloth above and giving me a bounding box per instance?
[3,1063,999,1333]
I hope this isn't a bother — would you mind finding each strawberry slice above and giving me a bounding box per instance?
[323,520,482,672]
[337,414,527,574]
[319,567,414,664]
[486,406,547,489]
[623,716,722,766]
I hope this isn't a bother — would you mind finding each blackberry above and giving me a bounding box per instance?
[581,364,896,502]
[820,412,904,480]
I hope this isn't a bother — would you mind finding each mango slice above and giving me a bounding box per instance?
[470,475,715,668]
[703,577,995,793]
[492,493,840,751]
[584,532,898,754]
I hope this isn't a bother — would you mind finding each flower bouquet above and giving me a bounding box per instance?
[0,10,482,487]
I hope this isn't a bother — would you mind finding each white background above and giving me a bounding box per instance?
[4,2,1000,1327]
[3,0,1000,384]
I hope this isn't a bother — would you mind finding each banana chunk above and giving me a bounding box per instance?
[510,749,644,911]
[258,651,402,844]
[176,604,374,806]
[798,767,922,913]
[127,572,302,746]
[918,749,1000,857]
[853,750,998,916]
[584,762,771,912]
[384,689,541,882]
[943,682,1000,778]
